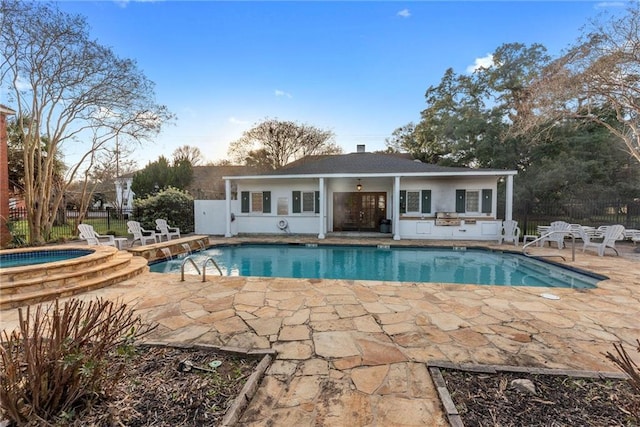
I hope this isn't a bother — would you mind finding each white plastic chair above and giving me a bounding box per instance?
[537,221,571,249]
[580,224,625,256]
[127,221,158,246]
[498,220,521,246]
[78,224,116,246]
[155,219,181,241]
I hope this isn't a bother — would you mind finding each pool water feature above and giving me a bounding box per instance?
[149,244,605,289]
[0,249,93,269]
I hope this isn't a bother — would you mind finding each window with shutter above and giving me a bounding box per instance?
[262,191,271,213]
[481,189,492,214]
[292,191,301,213]
[421,190,432,214]
[400,190,407,214]
[241,191,250,213]
[455,190,465,213]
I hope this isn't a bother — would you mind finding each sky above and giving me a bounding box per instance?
[53,0,628,168]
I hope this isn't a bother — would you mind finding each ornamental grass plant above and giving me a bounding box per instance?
[0,298,156,425]
[606,339,640,420]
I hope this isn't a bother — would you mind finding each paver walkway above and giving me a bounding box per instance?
[1,238,639,426]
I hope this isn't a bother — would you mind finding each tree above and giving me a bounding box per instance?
[6,116,66,196]
[518,4,640,163]
[0,0,173,244]
[228,118,341,169]
[388,43,550,169]
[131,156,193,198]
[515,114,640,204]
[172,145,204,166]
[134,187,194,234]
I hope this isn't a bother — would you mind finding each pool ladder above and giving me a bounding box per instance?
[180,256,223,282]
[522,231,578,262]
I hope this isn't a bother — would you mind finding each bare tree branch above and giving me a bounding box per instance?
[228,118,339,169]
[514,5,640,163]
[0,0,174,243]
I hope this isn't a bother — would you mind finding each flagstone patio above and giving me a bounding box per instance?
[1,237,639,426]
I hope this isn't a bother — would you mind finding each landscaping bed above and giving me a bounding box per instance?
[430,362,640,426]
[65,344,272,427]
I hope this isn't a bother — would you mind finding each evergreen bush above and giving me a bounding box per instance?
[134,187,194,234]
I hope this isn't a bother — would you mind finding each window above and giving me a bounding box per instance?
[456,189,492,214]
[406,191,420,213]
[292,191,320,214]
[400,190,431,214]
[466,190,480,212]
[302,192,315,212]
[251,192,263,213]
[241,191,271,213]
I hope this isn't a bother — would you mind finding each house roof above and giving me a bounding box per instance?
[0,104,16,115]
[186,165,257,199]
[224,152,516,180]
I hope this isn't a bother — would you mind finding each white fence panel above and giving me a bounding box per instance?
[194,200,238,235]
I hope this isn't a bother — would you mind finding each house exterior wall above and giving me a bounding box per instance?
[211,175,504,240]
[395,176,500,240]
[234,179,320,235]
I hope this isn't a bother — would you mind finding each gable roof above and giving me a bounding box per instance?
[225,152,516,179]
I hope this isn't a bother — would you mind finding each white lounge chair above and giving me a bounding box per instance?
[155,219,181,241]
[537,221,571,249]
[78,223,116,246]
[580,224,625,257]
[127,221,158,246]
[498,220,521,246]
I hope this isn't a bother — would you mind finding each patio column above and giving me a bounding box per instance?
[393,176,401,240]
[505,175,514,221]
[318,177,325,239]
[225,179,232,237]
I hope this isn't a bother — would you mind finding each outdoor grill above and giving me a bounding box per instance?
[435,212,461,226]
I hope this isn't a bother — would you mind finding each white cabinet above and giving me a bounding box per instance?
[400,219,501,240]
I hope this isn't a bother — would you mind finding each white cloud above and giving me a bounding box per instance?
[113,0,160,7]
[397,9,411,18]
[275,89,292,98]
[228,117,249,125]
[466,54,494,74]
[595,2,627,8]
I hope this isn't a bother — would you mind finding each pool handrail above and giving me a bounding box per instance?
[522,231,577,262]
[180,256,201,281]
[202,257,222,282]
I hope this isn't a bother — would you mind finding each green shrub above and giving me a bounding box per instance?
[0,298,156,424]
[134,187,194,233]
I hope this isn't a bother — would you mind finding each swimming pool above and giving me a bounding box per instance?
[149,244,605,288]
[0,249,93,269]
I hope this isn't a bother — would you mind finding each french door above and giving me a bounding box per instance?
[333,192,386,232]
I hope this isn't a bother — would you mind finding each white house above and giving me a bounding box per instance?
[218,148,517,241]
[114,176,135,213]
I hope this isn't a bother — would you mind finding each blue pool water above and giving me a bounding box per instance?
[149,244,604,288]
[0,249,92,268]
